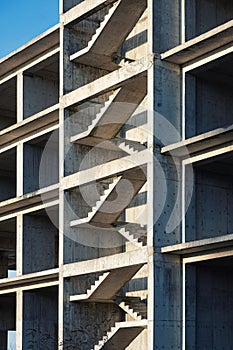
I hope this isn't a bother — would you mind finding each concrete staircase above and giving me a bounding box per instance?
[70,176,121,226]
[70,0,147,70]
[117,297,147,320]
[70,168,146,227]
[70,88,120,144]
[91,320,147,350]
[70,76,147,147]
[70,264,143,302]
[117,223,147,248]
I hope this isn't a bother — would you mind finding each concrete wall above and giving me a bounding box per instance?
[0,294,16,350]
[186,68,233,138]
[0,148,16,202]
[23,75,58,119]
[23,209,58,274]
[23,287,58,349]
[0,77,17,130]
[186,164,233,241]
[23,131,59,194]
[185,0,233,40]
[186,260,233,349]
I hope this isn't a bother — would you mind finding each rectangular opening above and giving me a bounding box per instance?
[0,148,16,202]
[23,53,59,119]
[23,286,58,349]
[64,182,123,264]
[0,218,16,280]
[23,206,59,274]
[185,52,233,138]
[7,331,16,350]
[23,130,59,194]
[0,293,16,349]
[63,0,84,12]
[185,152,233,241]
[186,257,233,349]
[0,77,17,130]
[185,0,233,41]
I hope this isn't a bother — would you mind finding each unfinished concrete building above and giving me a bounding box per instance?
[0,0,233,348]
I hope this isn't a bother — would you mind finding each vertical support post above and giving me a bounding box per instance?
[151,1,182,348]
[147,1,155,349]
[17,143,23,197]
[17,214,23,276]
[17,72,23,122]
[16,290,23,350]
[58,18,64,350]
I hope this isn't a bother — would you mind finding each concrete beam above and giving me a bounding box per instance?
[0,268,58,292]
[161,19,233,65]
[0,104,59,149]
[161,124,233,158]
[0,25,60,80]
[0,184,59,217]
[63,247,148,277]
[162,234,233,256]
[62,149,149,189]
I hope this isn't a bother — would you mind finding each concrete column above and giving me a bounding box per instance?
[17,72,23,122]
[153,253,182,348]
[16,290,23,350]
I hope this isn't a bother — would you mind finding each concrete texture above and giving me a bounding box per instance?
[0,0,232,349]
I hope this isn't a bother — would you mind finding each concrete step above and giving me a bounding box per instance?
[116,139,146,155]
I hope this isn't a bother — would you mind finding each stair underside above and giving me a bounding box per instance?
[70,167,146,227]
[94,320,147,350]
[70,263,144,301]
[70,0,147,70]
[71,75,147,146]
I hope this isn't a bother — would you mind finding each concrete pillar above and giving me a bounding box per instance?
[153,253,181,348]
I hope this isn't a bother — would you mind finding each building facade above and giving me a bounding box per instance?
[0,0,233,348]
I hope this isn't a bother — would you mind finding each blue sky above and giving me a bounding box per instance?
[0,0,59,59]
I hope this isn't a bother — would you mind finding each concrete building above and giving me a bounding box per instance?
[0,0,233,348]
